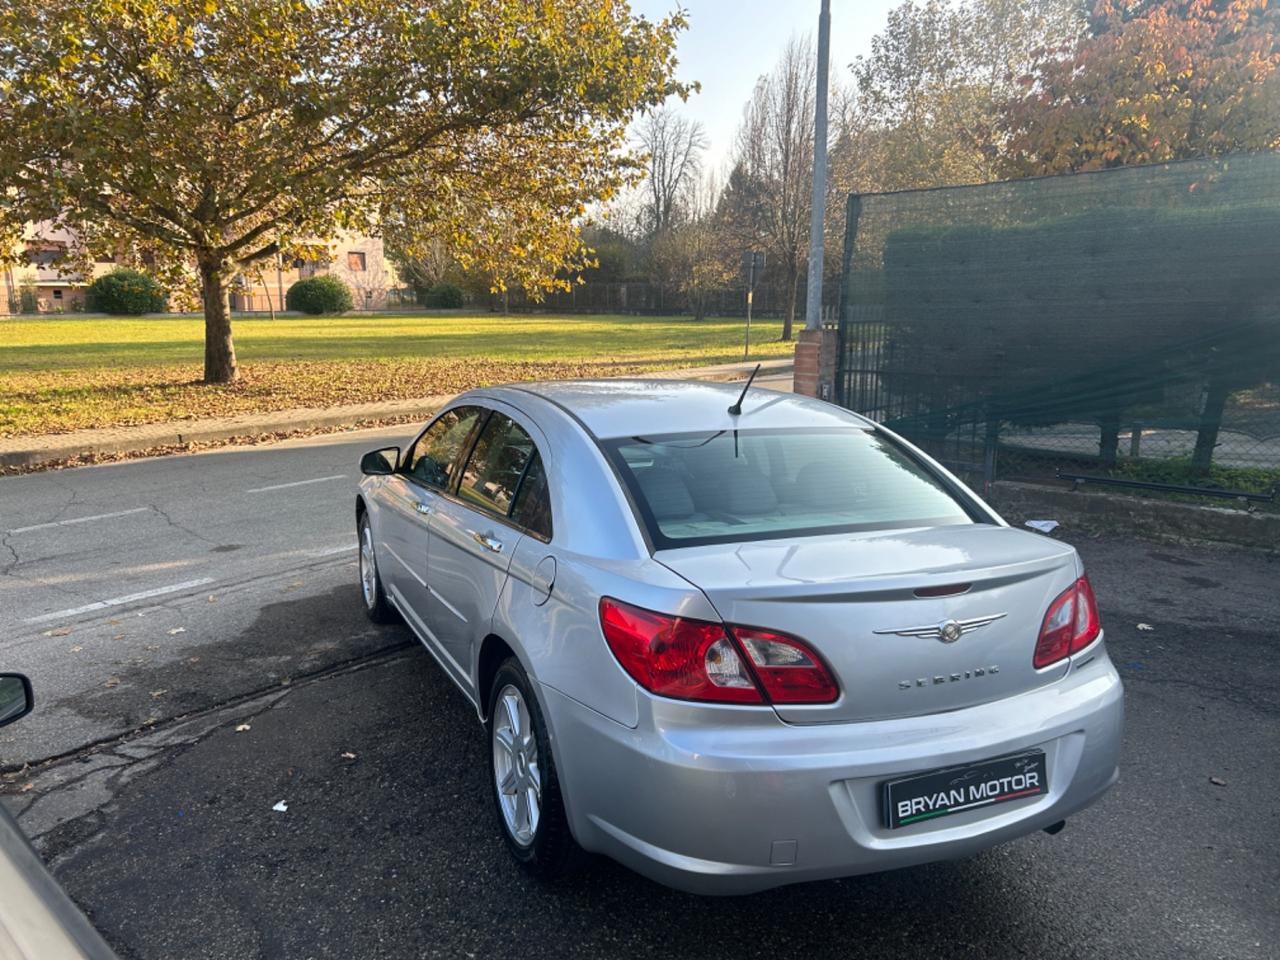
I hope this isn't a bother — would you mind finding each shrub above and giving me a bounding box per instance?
[86,269,167,314]
[287,274,353,315]
[422,282,465,308]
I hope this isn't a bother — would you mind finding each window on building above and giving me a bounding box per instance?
[27,243,68,268]
[52,289,63,300]
[347,251,367,272]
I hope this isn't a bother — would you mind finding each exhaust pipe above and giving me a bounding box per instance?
[1043,820,1066,836]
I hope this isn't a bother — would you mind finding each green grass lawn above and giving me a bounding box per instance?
[0,312,792,436]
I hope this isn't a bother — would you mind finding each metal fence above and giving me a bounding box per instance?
[835,152,1280,507]
[494,279,802,318]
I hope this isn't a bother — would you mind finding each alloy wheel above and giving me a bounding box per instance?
[359,523,377,609]
[492,684,542,847]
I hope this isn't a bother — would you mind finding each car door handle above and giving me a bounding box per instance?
[471,531,503,553]
[414,501,432,516]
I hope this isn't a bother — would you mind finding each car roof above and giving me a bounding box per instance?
[493,379,874,440]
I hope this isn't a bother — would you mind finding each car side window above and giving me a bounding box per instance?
[511,453,552,541]
[404,406,486,491]
[458,414,535,517]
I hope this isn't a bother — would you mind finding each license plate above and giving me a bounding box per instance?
[883,751,1048,829]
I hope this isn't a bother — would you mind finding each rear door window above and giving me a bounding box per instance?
[458,413,535,517]
[511,453,552,541]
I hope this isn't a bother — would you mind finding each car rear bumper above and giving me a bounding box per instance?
[543,652,1123,895]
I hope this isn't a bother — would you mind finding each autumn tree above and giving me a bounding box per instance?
[0,0,688,382]
[732,37,817,341]
[651,175,736,322]
[830,0,1082,197]
[1000,0,1280,175]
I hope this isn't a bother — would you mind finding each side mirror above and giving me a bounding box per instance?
[0,673,33,729]
[360,446,400,476]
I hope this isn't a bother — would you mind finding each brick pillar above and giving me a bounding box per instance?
[793,326,838,401]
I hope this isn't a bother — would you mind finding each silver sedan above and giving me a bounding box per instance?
[355,379,1123,894]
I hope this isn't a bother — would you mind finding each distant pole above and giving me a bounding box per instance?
[804,0,831,332]
[743,255,755,360]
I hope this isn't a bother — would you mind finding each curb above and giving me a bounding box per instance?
[0,360,793,470]
[988,480,1280,554]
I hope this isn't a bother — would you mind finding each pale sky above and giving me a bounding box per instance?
[630,0,901,171]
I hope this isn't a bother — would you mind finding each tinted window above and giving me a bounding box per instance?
[605,427,974,548]
[459,414,535,516]
[404,406,485,490]
[511,454,552,540]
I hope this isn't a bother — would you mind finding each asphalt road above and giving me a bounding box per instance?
[2,420,1278,960]
[0,422,415,764]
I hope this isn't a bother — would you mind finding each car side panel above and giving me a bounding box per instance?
[490,543,724,730]
[423,496,521,699]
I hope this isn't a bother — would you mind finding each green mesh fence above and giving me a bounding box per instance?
[836,152,1280,506]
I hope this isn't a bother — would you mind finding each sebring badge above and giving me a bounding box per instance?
[874,612,1007,644]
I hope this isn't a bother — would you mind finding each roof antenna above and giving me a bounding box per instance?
[727,364,762,416]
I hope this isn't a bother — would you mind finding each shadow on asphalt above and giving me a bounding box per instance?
[40,606,1279,960]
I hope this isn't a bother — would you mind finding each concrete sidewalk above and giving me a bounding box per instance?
[0,358,792,469]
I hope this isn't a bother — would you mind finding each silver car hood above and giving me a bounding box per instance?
[655,524,1082,724]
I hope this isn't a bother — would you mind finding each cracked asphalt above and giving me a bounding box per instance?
[1,429,1277,960]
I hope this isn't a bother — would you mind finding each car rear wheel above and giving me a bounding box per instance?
[488,659,581,879]
[358,513,396,624]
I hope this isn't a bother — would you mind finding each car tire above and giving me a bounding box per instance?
[358,512,397,624]
[488,658,582,879]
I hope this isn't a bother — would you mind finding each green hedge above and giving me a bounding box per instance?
[87,269,167,314]
[422,282,465,308]
[286,275,353,315]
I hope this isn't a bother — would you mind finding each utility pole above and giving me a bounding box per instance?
[804,0,831,332]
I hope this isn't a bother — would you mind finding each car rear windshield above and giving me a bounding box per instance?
[604,427,976,549]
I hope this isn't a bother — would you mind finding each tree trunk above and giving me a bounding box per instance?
[1191,375,1232,477]
[782,266,799,342]
[261,271,276,322]
[199,255,239,384]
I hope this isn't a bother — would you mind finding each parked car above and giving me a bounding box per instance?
[355,380,1123,894]
[0,673,119,958]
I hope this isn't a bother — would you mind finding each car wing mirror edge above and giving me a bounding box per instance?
[0,673,34,729]
[360,446,401,476]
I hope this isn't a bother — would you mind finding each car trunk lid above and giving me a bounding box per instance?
[655,524,1080,724]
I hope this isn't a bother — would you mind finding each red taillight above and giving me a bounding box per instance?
[598,598,838,705]
[1034,575,1102,669]
[729,626,839,704]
